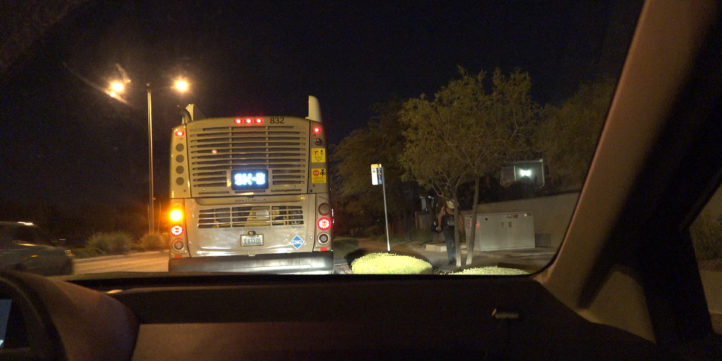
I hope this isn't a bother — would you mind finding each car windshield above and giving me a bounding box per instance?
[0,1,643,276]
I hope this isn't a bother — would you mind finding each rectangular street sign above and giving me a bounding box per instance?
[370,163,390,251]
[371,164,383,185]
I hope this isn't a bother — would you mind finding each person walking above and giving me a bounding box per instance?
[437,200,464,265]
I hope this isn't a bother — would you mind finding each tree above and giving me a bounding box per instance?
[330,100,417,238]
[399,68,538,265]
[534,78,617,190]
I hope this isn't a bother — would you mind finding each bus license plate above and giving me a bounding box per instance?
[241,235,263,246]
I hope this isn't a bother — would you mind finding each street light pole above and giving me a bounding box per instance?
[146,83,155,235]
[107,76,189,236]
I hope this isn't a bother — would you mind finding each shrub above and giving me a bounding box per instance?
[70,247,101,258]
[139,233,168,250]
[689,213,722,260]
[86,232,132,254]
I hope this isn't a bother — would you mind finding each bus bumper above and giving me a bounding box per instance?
[168,251,334,274]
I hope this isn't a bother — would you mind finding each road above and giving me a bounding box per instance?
[71,238,548,276]
[73,251,169,274]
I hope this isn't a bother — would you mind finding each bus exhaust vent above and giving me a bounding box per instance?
[198,205,304,228]
[188,123,308,196]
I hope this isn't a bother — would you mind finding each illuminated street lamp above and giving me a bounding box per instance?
[108,81,125,98]
[106,77,191,235]
[173,78,190,93]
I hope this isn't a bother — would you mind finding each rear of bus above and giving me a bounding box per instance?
[167,96,333,274]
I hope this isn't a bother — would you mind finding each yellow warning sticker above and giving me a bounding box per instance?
[311,148,326,163]
[311,168,327,184]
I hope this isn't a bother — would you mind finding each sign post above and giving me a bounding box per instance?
[371,164,391,252]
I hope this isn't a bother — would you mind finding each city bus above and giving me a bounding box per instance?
[167,96,333,273]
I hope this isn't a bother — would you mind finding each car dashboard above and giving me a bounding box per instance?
[0,271,681,361]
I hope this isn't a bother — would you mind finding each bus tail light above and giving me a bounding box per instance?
[171,225,184,236]
[172,239,185,250]
[317,217,331,231]
[318,203,331,215]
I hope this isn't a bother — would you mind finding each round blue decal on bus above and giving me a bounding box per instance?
[291,235,304,249]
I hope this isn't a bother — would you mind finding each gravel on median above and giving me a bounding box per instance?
[447,266,529,276]
[351,253,433,274]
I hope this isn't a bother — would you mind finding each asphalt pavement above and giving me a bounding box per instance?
[73,251,169,274]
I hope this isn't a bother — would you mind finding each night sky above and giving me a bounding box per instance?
[0,1,639,233]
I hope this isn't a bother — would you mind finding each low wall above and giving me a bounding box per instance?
[462,192,579,249]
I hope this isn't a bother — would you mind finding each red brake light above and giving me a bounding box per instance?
[170,225,184,236]
[175,129,185,137]
[313,126,321,134]
[317,217,331,231]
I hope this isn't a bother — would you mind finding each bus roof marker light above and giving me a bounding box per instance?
[234,118,242,125]
[245,118,252,124]
[255,118,263,124]
[313,126,321,134]
[175,129,185,137]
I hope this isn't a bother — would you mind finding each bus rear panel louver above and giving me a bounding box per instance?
[188,123,308,196]
[198,205,304,228]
